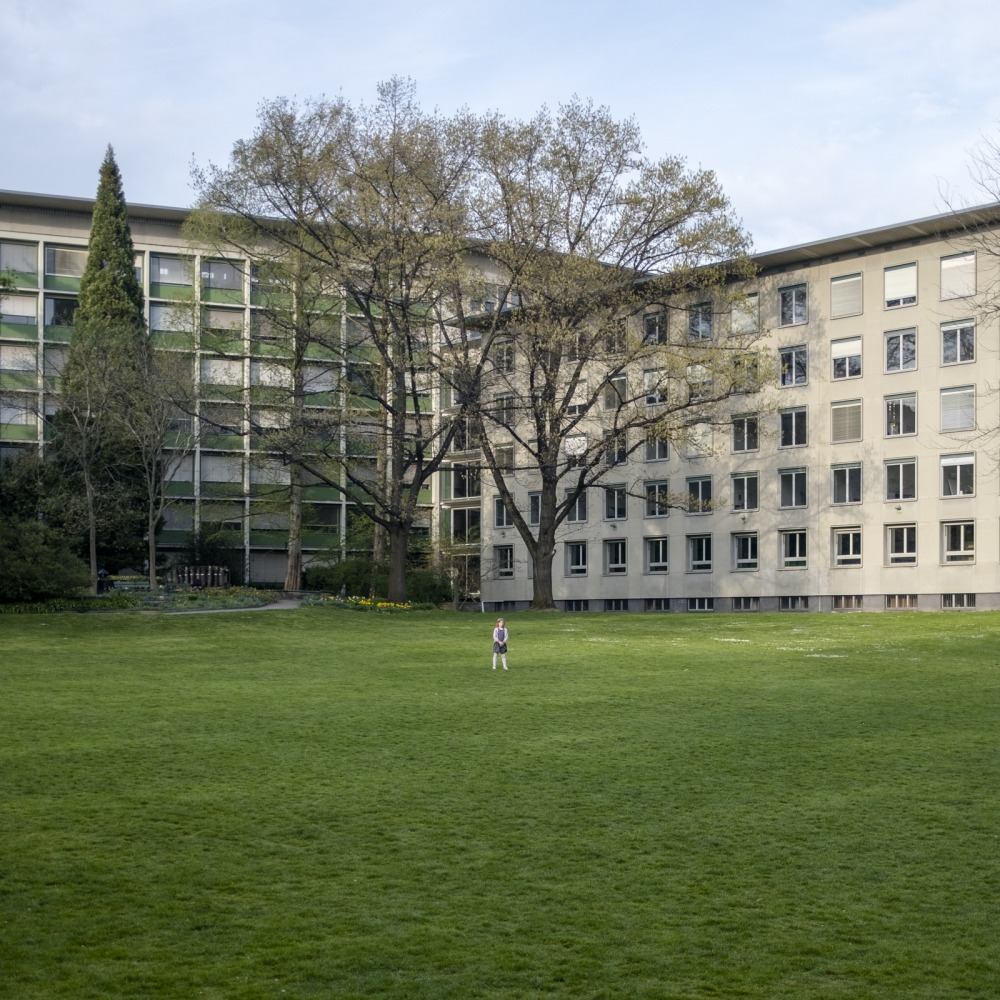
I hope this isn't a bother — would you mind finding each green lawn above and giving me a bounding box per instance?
[2,609,999,999]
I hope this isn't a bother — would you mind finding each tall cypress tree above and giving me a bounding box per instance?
[56,146,148,591]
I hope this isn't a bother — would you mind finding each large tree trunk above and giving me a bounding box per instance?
[284,470,303,592]
[530,523,557,610]
[386,521,409,603]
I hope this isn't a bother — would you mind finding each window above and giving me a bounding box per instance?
[492,394,515,427]
[780,346,807,386]
[686,363,713,401]
[731,293,758,335]
[833,528,862,566]
[687,476,712,513]
[0,241,37,277]
[885,328,916,372]
[779,468,807,509]
[605,318,627,354]
[733,597,760,612]
[604,539,627,575]
[942,593,976,609]
[886,524,917,565]
[452,464,481,499]
[0,396,33,425]
[886,594,918,609]
[604,485,627,520]
[452,508,481,543]
[302,364,337,394]
[565,489,587,523]
[200,454,243,483]
[604,430,627,466]
[831,400,862,443]
[493,341,515,373]
[528,492,540,526]
[687,597,715,612]
[885,394,916,437]
[645,537,669,572]
[0,294,37,325]
[732,415,758,452]
[885,263,916,308]
[733,532,758,570]
[779,407,807,447]
[151,255,193,287]
[885,460,916,502]
[644,369,667,405]
[604,375,627,410]
[645,432,669,461]
[566,541,588,576]
[200,403,242,434]
[683,422,712,458]
[731,473,758,512]
[250,361,291,388]
[940,252,975,300]
[565,600,590,612]
[643,312,666,344]
[202,306,244,333]
[494,445,514,472]
[494,496,514,528]
[832,337,862,380]
[558,377,587,417]
[941,320,974,365]
[779,596,810,611]
[604,599,628,612]
[494,545,514,579]
[943,521,975,563]
[779,284,807,326]
[688,302,712,339]
[831,273,862,318]
[941,454,975,497]
[200,358,242,385]
[202,259,243,291]
[44,296,77,327]
[832,464,861,505]
[941,386,975,432]
[150,302,194,333]
[0,344,36,373]
[646,597,671,612]
[44,246,86,279]
[780,530,807,568]
[833,596,863,610]
[644,480,670,517]
[687,535,712,571]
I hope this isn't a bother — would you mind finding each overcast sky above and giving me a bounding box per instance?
[5,0,1000,252]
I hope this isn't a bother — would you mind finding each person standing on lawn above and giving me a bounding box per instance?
[492,618,509,670]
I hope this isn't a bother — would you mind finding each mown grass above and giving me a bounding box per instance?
[2,609,999,998]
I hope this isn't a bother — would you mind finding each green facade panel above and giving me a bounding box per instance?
[0,424,38,441]
[0,322,38,341]
[149,283,194,301]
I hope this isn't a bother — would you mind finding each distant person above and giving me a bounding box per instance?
[492,618,509,670]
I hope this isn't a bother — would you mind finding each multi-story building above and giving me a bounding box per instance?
[3,188,999,608]
[480,207,1000,612]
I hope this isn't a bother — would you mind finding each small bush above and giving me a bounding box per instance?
[0,517,90,603]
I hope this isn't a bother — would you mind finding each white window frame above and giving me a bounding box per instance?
[831,399,862,444]
[687,476,712,514]
[942,521,975,563]
[779,406,807,447]
[688,302,712,340]
[604,484,627,520]
[885,459,916,502]
[604,539,627,575]
[833,527,862,567]
[687,534,713,572]
[886,524,917,565]
[780,530,807,569]
[779,284,807,326]
[644,480,670,518]
[884,262,917,308]
[780,345,807,386]
[732,532,758,571]
[940,252,975,300]
[645,537,669,573]
[645,432,669,461]
[885,394,917,437]
[831,273,862,319]
[565,489,587,523]
[779,468,808,509]
[940,386,975,432]
[885,328,917,373]
[643,369,667,405]
[732,414,758,453]
[831,337,862,380]
[566,540,588,576]
[941,453,975,498]
[731,472,758,512]
[528,491,540,526]
[941,320,975,365]
[494,545,514,579]
[494,496,515,528]
[832,464,862,505]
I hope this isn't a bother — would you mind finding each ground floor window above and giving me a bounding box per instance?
[604,599,628,611]
[779,596,809,611]
[565,599,589,612]
[732,596,759,612]
[833,595,863,610]
[886,594,918,609]
[687,597,714,612]
[942,593,975,609]
[645,598,670,612]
